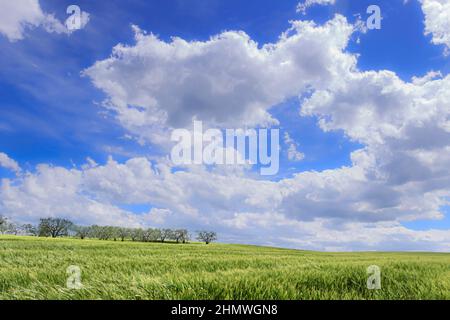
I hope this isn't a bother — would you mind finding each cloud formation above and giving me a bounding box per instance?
[1,5,449,251]
[84,16,355,145]
[296,0,336,15]
[421,0,450,51]
[0,154,449,251]
[81,11,450,250]
[0,153,20,173]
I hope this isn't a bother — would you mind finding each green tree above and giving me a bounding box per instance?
[174,229,190,243]
[0,215,8,234]
[118,228,130,241]
[196,231,217,244]
[160,229,174,242]
[130,228,143,242]
[38,218,73,238]
[22,224,38,236]
[74,225,91,239]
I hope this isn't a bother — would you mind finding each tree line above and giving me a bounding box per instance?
[0,216,217,244]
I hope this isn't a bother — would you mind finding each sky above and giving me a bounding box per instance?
[0,0,450,251]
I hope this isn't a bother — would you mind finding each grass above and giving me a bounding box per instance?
[0,235,448,300]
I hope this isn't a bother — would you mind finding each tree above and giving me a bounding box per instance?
[130,228,143,242]
[118,228,130,241]
[141,228,152,242]
[0,215,8,234]
[22,224,38,236]
[109,226,120,241]
[0,217,23,235]
[6,222,19,235]
[38,218,73,238]
[160,229,174,242]
[74,225,91,240]
[97,226,114,240]
[174,229,190,243]
[196,231,217,244]
[149,228,162,242]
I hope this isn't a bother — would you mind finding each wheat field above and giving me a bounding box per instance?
[0,236,448,300]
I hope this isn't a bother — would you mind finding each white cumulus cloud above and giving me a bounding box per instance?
[420,0,450,51]
[0,152,20,173]
[84,16,355,145]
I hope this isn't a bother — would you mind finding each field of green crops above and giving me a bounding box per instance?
[0,235,448,300]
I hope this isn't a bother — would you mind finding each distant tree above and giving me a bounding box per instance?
[149,228,162,242]
[141,228,149,242]
[0,217,24,235]
[130,228,143,242]
[0,215,8,234]
[89,225,101,239]
[74,225,91,240]
[118,228,130,241]
[97,226,114,240]
[109,227,120,241]
[160,229,174,242]
[22,224,38,236]
[174,229,190,243]
[6,222,19,235]
[142,228,162,242]
[38,218,73,238]
[196,231,217,244]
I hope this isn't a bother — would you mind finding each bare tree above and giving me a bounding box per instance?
[196,231,217,244]
[38,218,73,238]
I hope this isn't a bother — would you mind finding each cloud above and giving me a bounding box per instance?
[2,13,450,251]
[0,0,89,41]
[0,152,20,173]
[0,0,44,41]
[284,132,305,161]
[296,0,336,15]
[0,162,142,227]
[80,13,450,250]
[1,152,449,251]
[299,66,450,225]
[84,16,355,145]
[420,0,450,52]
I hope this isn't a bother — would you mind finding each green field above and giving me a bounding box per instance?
[0,236,449,300]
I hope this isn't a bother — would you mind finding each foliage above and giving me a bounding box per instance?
[38,218,73,238]
[197,231,217,244]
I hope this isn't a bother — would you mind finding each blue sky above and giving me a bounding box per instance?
[1,0,441,169]
[0,0,449,251]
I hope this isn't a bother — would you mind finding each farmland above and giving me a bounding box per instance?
[0,236,448,300]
